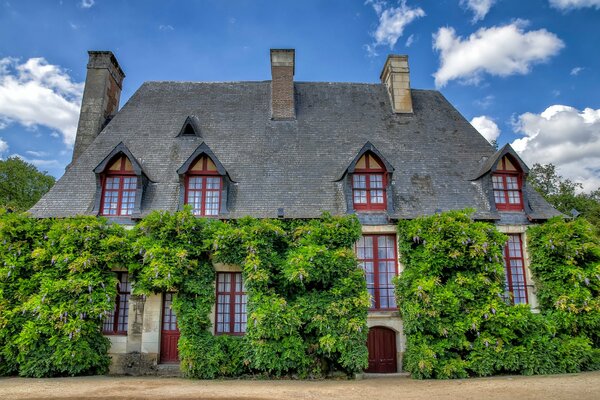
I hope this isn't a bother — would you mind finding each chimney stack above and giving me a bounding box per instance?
[380,55,413,114]
[270,49,295,120]
[72,51,125,162]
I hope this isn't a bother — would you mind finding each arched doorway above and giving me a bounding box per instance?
[366,326,397,373]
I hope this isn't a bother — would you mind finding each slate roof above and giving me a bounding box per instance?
[30,81,562,222]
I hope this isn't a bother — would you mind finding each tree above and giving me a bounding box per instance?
[0,157,55,212]
[528,163,600,230]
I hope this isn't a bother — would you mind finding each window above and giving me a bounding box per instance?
[355,235,397,310]
[103,272,131,335]
[492,155,523,211]
[352,153,387,211]
[100,155,137,216]
[215,272,247,335]
[503,234,528,305]
[162,292,178,331]
[185,155,222,216]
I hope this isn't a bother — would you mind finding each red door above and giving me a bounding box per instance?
[366,326,397,373]
[160,293,180,364]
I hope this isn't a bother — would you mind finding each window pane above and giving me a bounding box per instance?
[492,175,504,189]
[505,176,518,190]
[353,175,367,189]
[494,190,506,204]
[353,190,367,204]
[370,190,384,203]
[370,174,383,189]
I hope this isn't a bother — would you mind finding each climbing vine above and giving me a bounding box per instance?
[0,211,129,377]
[129,209,368,378]
[396,210,600,379]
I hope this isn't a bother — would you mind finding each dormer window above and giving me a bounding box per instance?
[178,143,230,217]
[100,155,137,216]
[492,155,523,211]
[352,153,387,211]
[185,155,222,216]
[94,142,147,218]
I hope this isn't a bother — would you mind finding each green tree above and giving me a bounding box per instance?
[528,163,600,230]
[0,157,55,212]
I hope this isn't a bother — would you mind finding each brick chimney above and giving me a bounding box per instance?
[270,49,295,120]
[380,55,413,114]
[72,51,125,162]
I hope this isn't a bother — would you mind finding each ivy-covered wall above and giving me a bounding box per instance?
[0,211,129,377]
[2,207,599,379]
[129,210,369,378]
[396,210,600,379]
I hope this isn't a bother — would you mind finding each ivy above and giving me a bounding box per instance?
[0,212,127,377]
[129,210,368,378]
[397,210,600,378]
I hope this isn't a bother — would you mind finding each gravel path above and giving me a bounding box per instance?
[1,371,599,400]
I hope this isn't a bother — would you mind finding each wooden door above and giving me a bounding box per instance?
[366,326,397,373]
[160,293,180,364]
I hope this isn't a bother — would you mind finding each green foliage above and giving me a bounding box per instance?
[0,212,126,377]
[528,217,600,347]
[131,210,368,378]
[397,210,600,379]
[0,157,55,212]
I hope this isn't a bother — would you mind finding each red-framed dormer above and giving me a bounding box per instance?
[492,154,524,211]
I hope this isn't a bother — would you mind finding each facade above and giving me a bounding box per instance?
[30,49,562,375]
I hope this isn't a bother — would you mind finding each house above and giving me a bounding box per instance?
[30,49,562,375]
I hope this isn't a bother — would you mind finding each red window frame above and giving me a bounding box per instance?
[103,272,130,335]
[352,154,387,211]
[355,235,398,310]
[215,272,247,335]
[184,156,222,216]
[492,156,523,211]
[100,156,137,216]
[503,234,528,305]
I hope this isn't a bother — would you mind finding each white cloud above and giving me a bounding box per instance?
[470,115,500,143]
[460,0,496,23]
[10,153,60,169]
[0,116,12,129]
[549,0,600,10]
[80,0,95,8]
[0,137,8,156]
[570,66,584,75]
[158,24,174,31]
[0,57,83,147]
[511,105,600,191]
[433,21,564,88]
[474,94,495,109]
[365,0,425,56]
[25,150,50,158]
[405,34,415,47]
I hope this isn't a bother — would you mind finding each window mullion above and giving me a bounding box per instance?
[116,177,124,216]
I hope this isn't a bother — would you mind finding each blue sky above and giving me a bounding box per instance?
[0,0,599,190]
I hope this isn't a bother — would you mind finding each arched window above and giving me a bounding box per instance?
[352,152,387,211]
[100,155,137,216]
[184,155,222,216]
[492,155,523,211]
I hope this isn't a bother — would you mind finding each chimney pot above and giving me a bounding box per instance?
[270,49,295,120]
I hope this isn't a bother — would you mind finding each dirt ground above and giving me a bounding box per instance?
[1,371,599,400]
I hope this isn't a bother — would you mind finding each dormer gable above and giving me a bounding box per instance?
[93,142,147,218]
[177,143,230,216]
